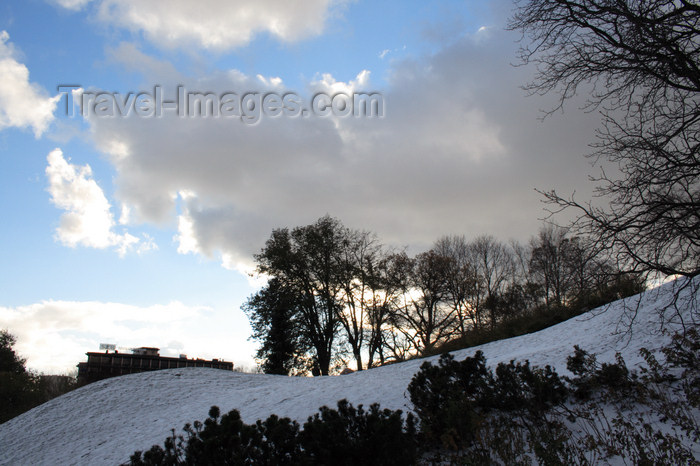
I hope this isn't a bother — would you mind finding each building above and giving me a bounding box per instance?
[77,347,233,384]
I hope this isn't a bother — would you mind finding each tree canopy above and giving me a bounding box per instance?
[244,217,639,376]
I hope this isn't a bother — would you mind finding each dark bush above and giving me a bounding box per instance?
[406,352,492,449]
[491,360,567,412]
[567,347,637,400]
[185,407,283,464]
[127,400,417,465]
[129,406,301,466]
[301,399,416,466]
[407,351,567,451]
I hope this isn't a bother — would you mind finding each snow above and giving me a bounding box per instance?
[0,279,697,465]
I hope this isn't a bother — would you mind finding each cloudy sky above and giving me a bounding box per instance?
[0,0,602,373]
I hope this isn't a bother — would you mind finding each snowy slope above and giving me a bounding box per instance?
[1,279,697,465]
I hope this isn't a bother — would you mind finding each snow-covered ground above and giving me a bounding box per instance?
[1,279,697,465]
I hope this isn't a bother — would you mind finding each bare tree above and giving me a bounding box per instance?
[468,236,516,329]
[529,226,575,308]
[336,229,367,371]
[365,251,410,367]
[396,250,457,354]
[509,0,700,282]
[434,235,478,337]
[511,239,544,311]
[336,229,384,371]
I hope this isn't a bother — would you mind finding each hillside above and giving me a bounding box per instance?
[0,279,697,465]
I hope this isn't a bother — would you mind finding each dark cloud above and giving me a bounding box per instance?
[86,26,602,271]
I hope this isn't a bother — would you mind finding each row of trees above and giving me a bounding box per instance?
[246,0,700,377]
[244,216,642,376]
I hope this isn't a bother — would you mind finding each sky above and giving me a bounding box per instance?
[0,0,602,374]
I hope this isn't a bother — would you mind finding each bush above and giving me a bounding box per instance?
[406,352,492,450]
[492,360,567,412]
[128,407,303,465]
[407,351,566,452]
[566,347,637,400]
[565,345,699,465]
[409,335,699,464]
[127,400,417,465]
[301,400,416,466]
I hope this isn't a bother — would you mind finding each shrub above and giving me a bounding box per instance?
[562,335,699,465]
[127,400,417,465]
[410,337,700,463]
[406,352,492,450]
[407,351,567,452]
[567,347,640,403]
[491,360,567,412]
[301,399,416,466]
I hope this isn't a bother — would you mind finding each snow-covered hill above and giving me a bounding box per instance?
[1,279,697,465]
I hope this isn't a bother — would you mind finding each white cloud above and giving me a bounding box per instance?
[118,204,131,225]
[53,0,341,51]
[136,233,158,255]
[0,300,253,374]
[46,148,147,256]
[0,31,59,137]
[49,0,93,10]
[311,69,371,94]
[378,46,406,60]
[175,206,199,255]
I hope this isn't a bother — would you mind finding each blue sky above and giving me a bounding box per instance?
[0,0,599,373]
